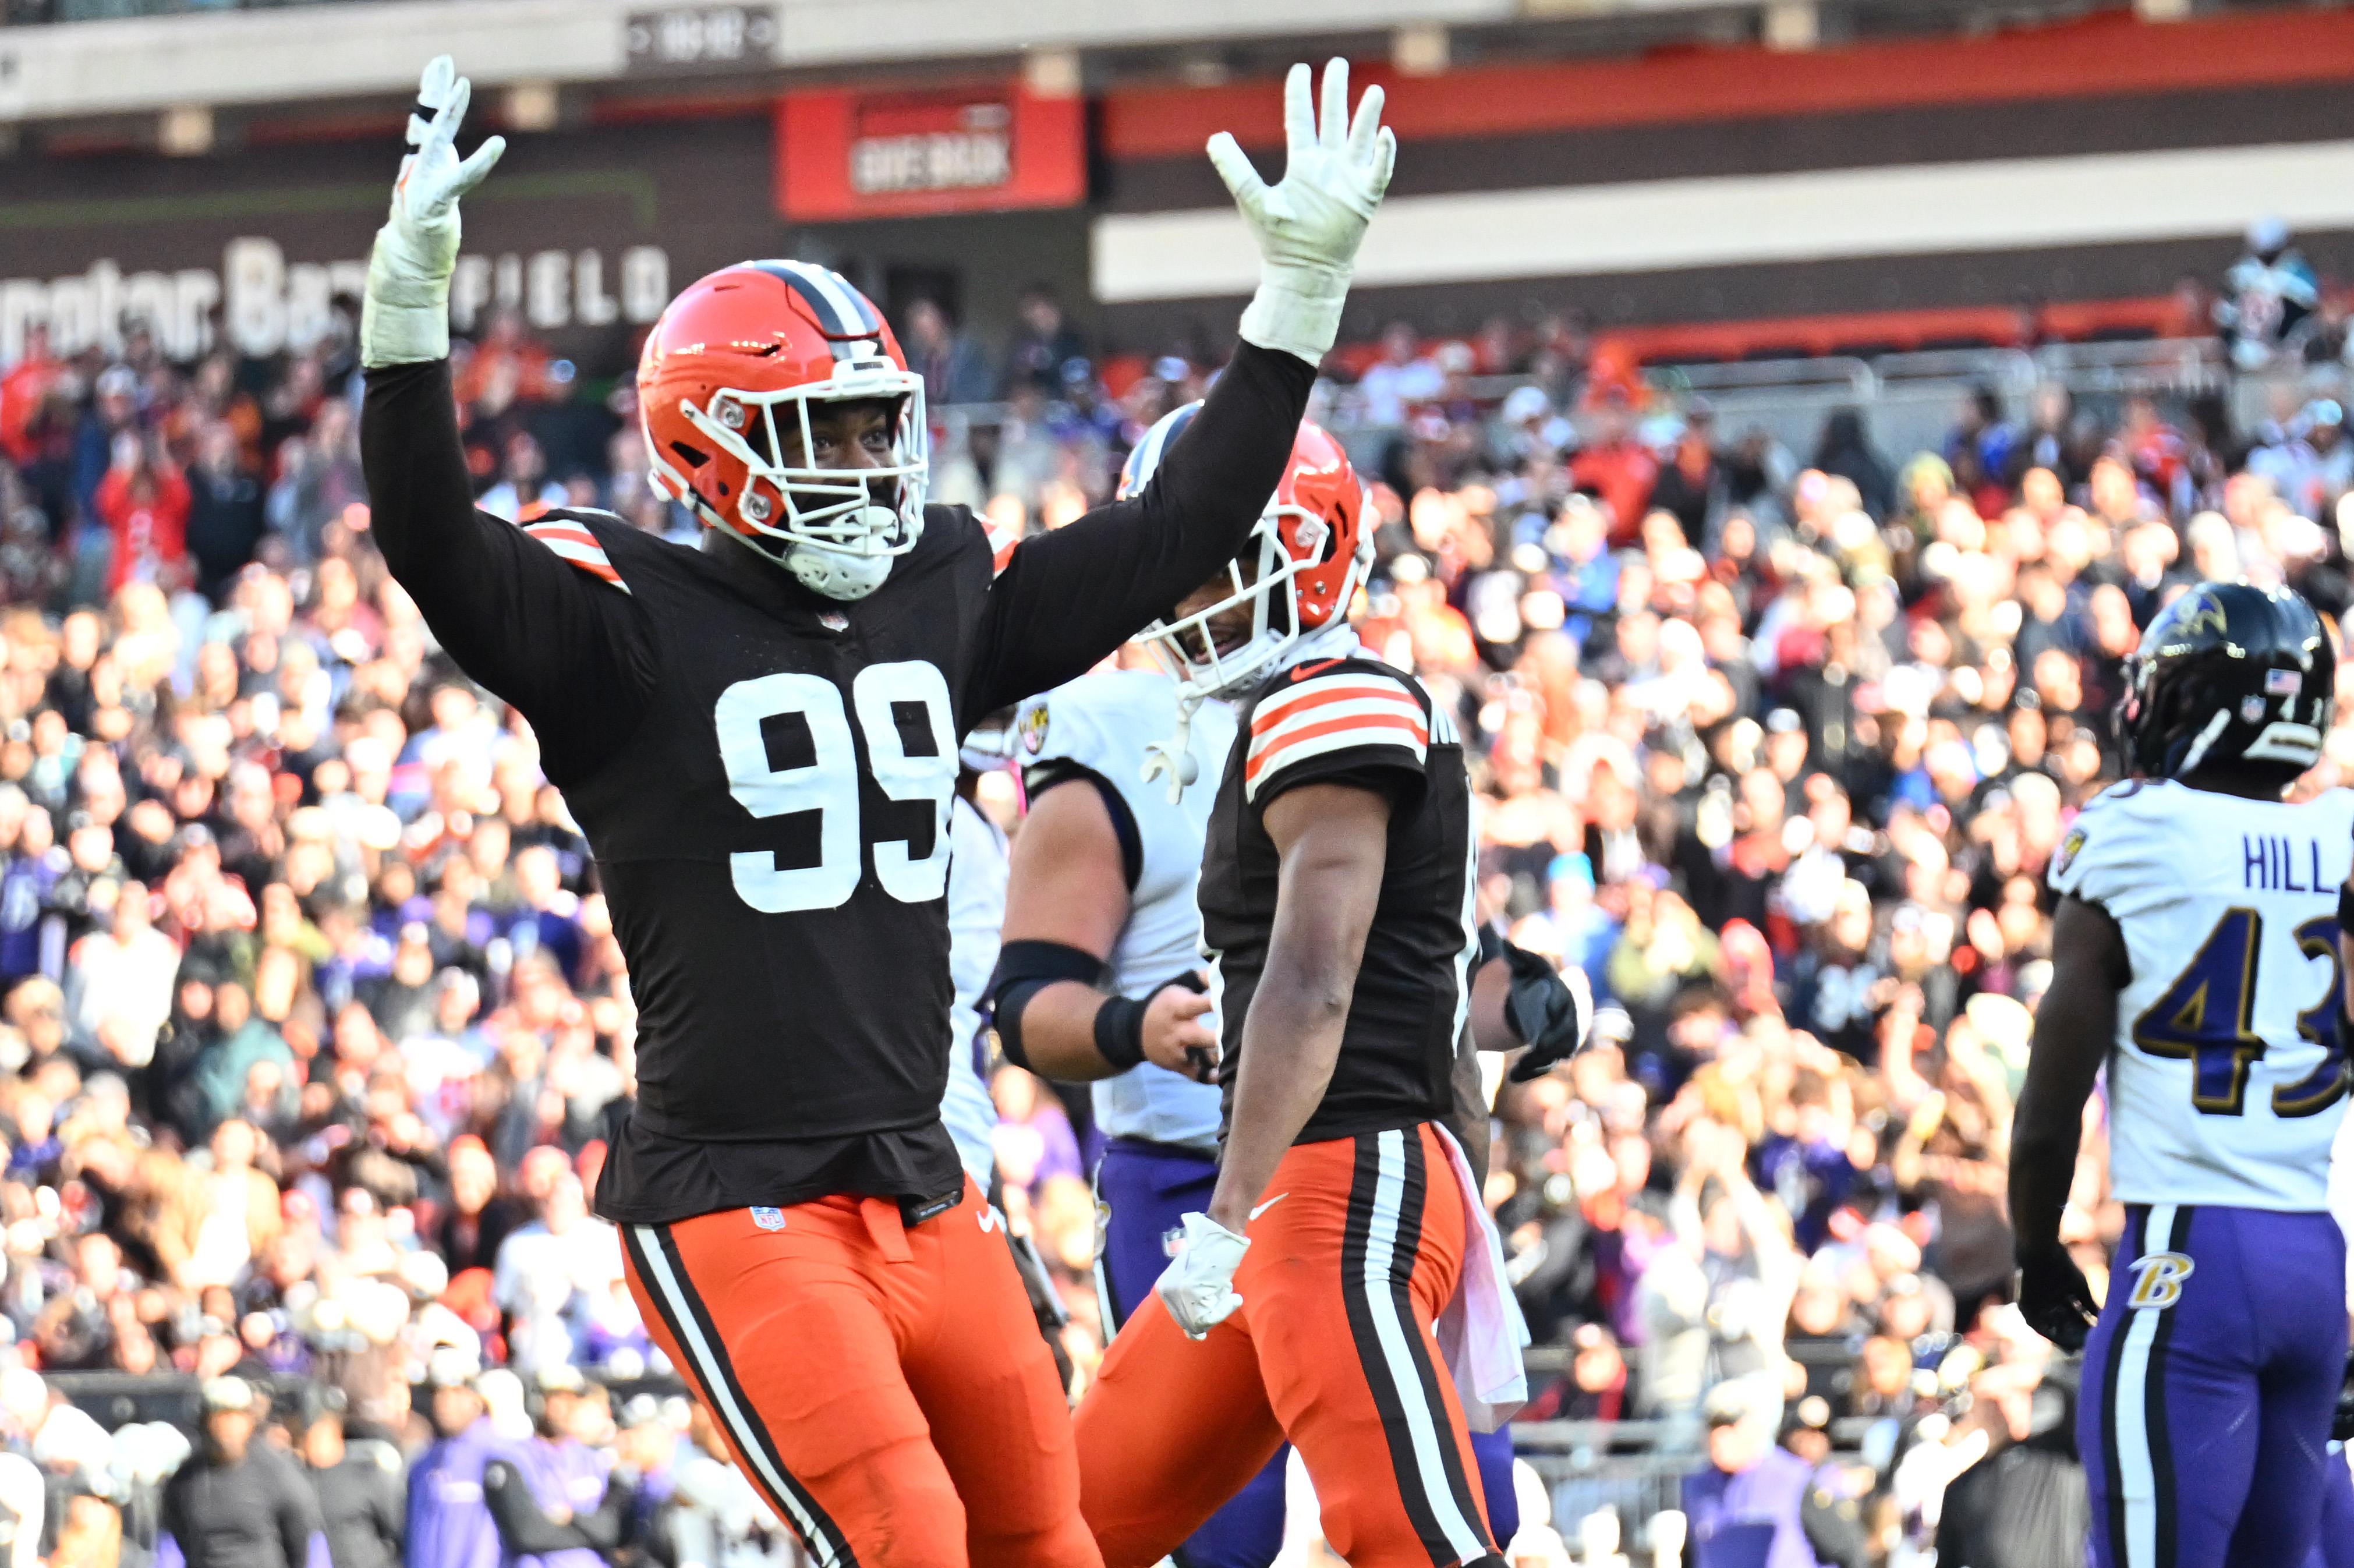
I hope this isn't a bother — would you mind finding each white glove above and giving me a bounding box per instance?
[361,55,507,368]
[1156,1210,1251,1340]
[1208,58,1395,366]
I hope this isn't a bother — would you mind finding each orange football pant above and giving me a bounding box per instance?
[1075,1122,1500,1568]
[620,1177,1101,1568]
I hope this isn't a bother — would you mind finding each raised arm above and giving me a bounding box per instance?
[965,344,1312,718]
[2009,893,2125,1350]
[357,58,656,783]
[962,59,1393,719]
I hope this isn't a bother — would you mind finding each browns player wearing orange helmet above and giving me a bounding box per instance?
[1070,405,1576,1566]
[357,52,1393,1568]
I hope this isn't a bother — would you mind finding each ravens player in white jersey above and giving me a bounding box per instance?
[992,658,1268,1565]
[2015,582,2349,1568]
[360,52,1393,1567]
[942,724,1017,1189]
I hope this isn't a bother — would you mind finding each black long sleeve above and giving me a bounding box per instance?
[960,341,1315,720]
[481,1461,596,1555]
[269,1453,327,1568]
[369,1467,405,1560]
[567,1476,635,1552]
[359,360,660,783]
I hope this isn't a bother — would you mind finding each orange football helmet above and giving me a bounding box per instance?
[1125,403,1374,700]
[639,261,927,599]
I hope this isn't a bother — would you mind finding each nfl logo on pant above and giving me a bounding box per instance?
[752,1207,787,1232]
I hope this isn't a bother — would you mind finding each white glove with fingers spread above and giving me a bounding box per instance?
[1208,58,1395,366]
[362,55,507,369]
[1155,1210,1251,1341]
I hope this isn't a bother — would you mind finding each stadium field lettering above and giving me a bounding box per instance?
[0,239,671,364]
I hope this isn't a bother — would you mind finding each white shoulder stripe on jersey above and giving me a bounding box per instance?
[1247,678,1429,790]
[1252,671,1424,720]
[521,522,631,592]
[1244,724,1426,800]
[1248,696,1431,762]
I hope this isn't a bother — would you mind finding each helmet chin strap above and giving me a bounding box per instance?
[720,502,905,602]
[785,540,894,601]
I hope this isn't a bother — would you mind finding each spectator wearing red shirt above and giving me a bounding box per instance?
[93,433,192,594]
[0,324,60,470]
[1570,397,1661,547]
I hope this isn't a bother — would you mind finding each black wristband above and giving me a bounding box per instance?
[1094,994,1149,1072]
[986,940,1110,1069]
[2338,880,2354,939]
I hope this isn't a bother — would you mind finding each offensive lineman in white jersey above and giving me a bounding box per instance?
[982,408,1586,1567]
[2014,581,2349,1568]
[940,724,1087,1382]
[996,664,1281,1566]
[941,731,1016,1188]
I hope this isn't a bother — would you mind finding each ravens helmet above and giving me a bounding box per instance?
[2118,581,2335,787]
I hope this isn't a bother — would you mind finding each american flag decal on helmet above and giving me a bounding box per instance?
[521,518,631,593]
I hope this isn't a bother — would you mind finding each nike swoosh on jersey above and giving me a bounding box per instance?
[1244,674,1428,798]
[1249,1192,1290,1221]
[522,519,632,593]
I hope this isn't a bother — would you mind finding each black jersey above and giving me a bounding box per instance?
[359,346,1313,1224]
[1198,652,1479,1146]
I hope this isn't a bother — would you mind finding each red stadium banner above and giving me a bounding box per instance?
[774,84,1085,222]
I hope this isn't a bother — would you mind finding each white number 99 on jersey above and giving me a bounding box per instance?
[711,661,957,913]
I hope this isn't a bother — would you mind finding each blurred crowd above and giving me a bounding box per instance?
[0,220,2327,1566]
[934,228,2354,1565]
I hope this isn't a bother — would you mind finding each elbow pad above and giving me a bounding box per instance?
[985,940,1108,1069]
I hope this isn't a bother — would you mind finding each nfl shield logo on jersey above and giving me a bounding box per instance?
[751,1206,787,1232]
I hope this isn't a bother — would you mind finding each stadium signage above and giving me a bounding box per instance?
[851,107,1014,197]
[0,239,672,365]
[776,85,1084,221]
[624,3,778,75]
